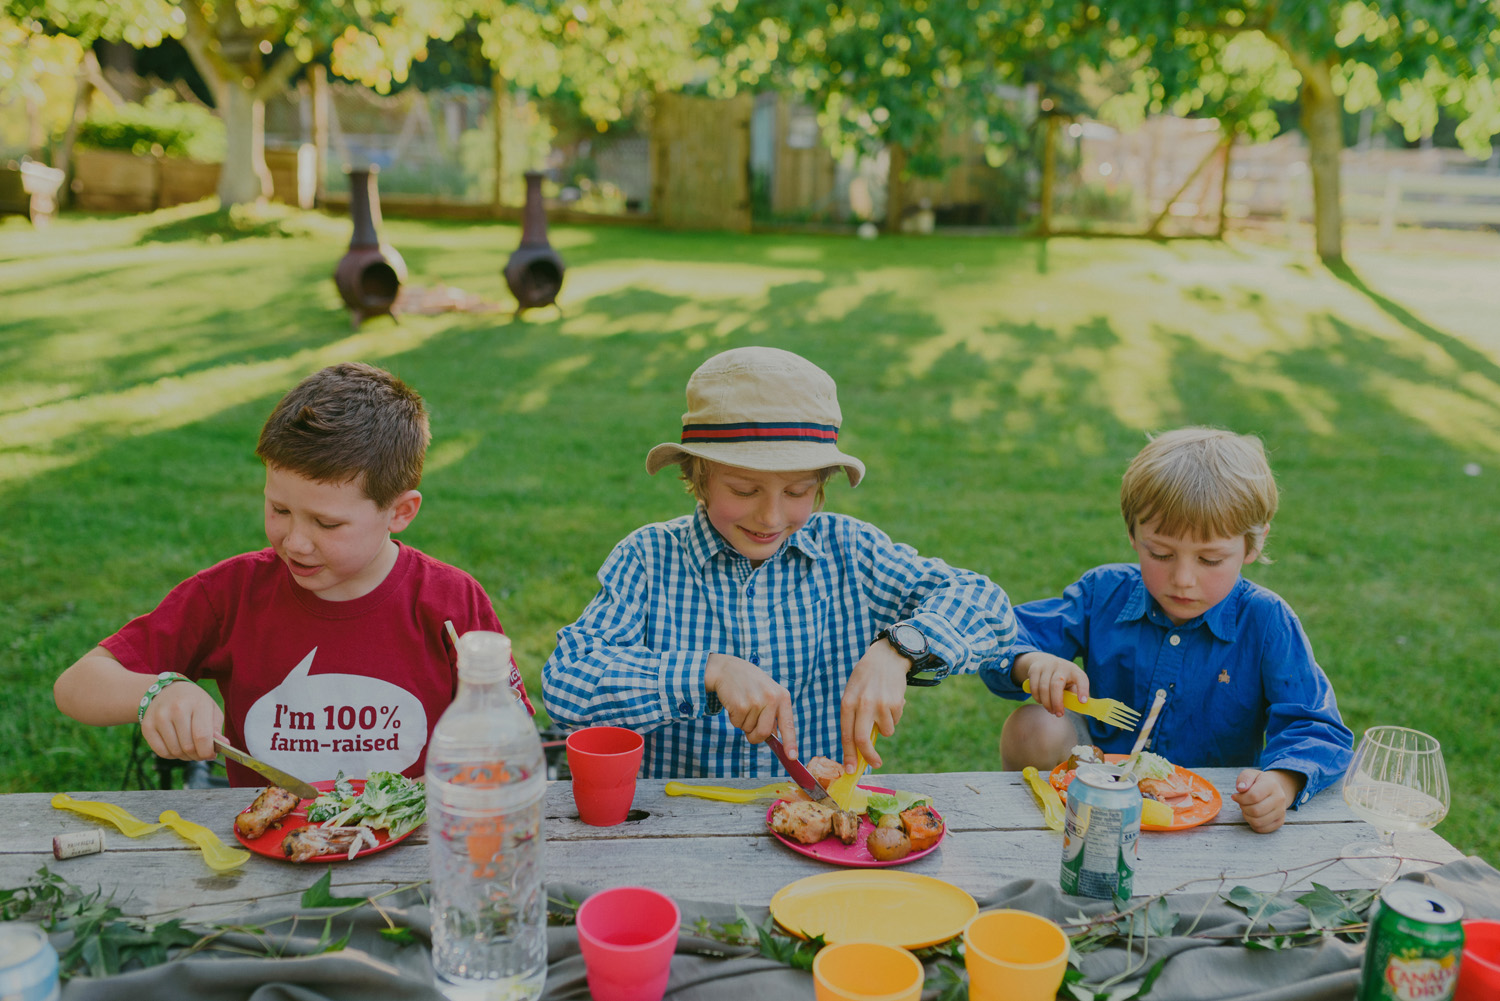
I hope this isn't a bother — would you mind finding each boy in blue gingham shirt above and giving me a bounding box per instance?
[543,347,1017,779]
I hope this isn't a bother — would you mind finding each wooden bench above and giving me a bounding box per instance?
[0,159,66,226]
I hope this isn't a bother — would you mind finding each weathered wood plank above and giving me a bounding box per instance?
[1,773,1463,922]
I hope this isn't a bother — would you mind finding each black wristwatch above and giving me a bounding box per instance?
[876,622,944,686]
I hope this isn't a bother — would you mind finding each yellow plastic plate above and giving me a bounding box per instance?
[769,870,978,949]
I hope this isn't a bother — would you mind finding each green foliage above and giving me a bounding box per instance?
[77,91,225,160]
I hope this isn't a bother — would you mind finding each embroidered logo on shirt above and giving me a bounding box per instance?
[1218,669,1231,684]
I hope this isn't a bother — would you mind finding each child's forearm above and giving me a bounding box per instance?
[54,648,157,725]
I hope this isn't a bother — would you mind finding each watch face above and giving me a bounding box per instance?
[890,623,927,658]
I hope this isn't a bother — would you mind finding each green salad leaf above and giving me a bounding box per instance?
[305,771,427,838]
[1128,752,1175,782]
[864,788,931,825]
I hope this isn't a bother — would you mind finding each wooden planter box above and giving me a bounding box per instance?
[73,145,311,212]
[73,149,159,212]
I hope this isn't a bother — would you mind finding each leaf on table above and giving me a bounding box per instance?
[379,926,419,946]
[1296,883,1371,932]
[1225,885,1296,924]
[1125,895,1178,939]
[300,868,366,909]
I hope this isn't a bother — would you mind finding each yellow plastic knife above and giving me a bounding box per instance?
[1022,766,1066,831]
[51,793,166,838]
[664,781,798,804]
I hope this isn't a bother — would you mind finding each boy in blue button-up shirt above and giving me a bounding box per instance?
[981,427,1353,833]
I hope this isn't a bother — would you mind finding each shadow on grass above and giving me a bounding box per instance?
[1327,258,1500,386]
[135,205,318,245]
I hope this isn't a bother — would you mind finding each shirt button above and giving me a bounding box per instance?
[1169,635,1181,646]
[747,585,756,596]
[749,655,760,665]
[677,700,692,715]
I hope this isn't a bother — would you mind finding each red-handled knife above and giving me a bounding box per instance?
[765,734,829,802]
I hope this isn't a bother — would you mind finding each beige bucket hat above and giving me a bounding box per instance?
[645,346,866,487]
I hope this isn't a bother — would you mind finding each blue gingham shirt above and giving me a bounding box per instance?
[980,563,1354,806]
[544,507,1017,778]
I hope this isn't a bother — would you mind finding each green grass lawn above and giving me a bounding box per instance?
[3,205,1498,867]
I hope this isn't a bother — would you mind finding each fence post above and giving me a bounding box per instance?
[491,73,505,214]
[1380,170,1401,238]
[310,64,328,208]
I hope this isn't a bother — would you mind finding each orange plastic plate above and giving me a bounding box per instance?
[1049,753,1222,831]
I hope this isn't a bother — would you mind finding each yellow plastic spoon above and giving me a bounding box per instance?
[664,781,798,804]
[159,810,251,872]
[828,727,878,813]
[51,794,166,838]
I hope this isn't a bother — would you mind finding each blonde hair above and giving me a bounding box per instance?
[678,456,836,510]
[1121,427,1278,561]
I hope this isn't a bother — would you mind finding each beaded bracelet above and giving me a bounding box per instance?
[137,672,192,723]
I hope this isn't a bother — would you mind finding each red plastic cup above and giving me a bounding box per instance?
[575,886,680,1001]
[1456,920,1500,1001]
[565,726,645,826]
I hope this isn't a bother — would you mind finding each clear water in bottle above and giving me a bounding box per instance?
[427,631,547,1001]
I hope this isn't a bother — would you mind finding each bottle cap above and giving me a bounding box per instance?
[455,630,514,683]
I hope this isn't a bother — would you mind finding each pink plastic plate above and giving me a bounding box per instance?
[765,786,945,868]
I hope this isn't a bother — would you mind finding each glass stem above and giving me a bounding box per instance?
[1379,828,1397,856]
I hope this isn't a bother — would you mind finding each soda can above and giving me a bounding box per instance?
[1060,763,1141,899]
[52,829,105,860]
[1357,882,1465,1001]
[0,923,60,1001]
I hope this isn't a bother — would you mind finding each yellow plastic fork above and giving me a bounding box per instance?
[1021,679,1142,731]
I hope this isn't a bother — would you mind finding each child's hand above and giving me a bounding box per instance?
[1015,652,1090,716]
[705,653,797,756]
[841,642,910,770]
[140,681,224,762]
[1231,768,1304,833]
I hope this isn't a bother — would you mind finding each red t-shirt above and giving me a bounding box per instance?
[103,543,532,786]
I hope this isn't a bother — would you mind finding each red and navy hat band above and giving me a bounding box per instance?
[682,421,838,444]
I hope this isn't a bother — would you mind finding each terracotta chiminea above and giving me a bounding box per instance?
[503,171,565,317]
[333,166,407,327]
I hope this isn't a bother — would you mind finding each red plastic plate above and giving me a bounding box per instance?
[765,785,945,867]
[234,778,418,863]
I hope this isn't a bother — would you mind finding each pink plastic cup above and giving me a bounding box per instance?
[566,726,645,826]
[1456,920,1500,1001]
[575,886,681,1001]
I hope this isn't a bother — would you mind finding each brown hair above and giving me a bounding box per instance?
[256,362,430,508]
[1121,427,1278,561]
[678,456,836,510]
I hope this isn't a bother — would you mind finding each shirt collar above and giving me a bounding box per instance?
[684,506,826,570]
[1116,572,1242,643]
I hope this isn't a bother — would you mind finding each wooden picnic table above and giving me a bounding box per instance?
[0,769,1465,924]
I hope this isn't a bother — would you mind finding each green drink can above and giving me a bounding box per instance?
[1059,764,1141,899]
[1357,882,1465,1001]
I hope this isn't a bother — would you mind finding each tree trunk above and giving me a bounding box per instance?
[884,143,908,234]
[1298,59,1344,263]
[217,81,273,207]
[1037,113,1057,236]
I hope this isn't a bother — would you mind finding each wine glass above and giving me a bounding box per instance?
[1340,725,1450,881]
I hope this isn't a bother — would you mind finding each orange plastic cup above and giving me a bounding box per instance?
[566,726,645,826]
[813,941,925,1001]
[964,909,1070,1001]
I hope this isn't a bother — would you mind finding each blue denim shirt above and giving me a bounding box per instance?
[980,563,1354,806]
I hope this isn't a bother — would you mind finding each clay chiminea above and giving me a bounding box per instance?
[503,171,565,317]
[333,166,407,327]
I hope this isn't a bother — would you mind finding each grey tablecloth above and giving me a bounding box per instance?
[55,857,1500,1001]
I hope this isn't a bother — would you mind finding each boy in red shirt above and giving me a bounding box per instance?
[55,362,530,785]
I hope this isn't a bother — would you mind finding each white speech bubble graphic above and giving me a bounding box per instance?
[242,647,427,780]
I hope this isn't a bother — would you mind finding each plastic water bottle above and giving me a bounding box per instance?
[426,631,547,1000]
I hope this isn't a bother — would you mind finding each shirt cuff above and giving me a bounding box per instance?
[659,650,715,721]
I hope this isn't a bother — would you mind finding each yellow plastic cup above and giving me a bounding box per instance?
[963,909,1069,1001]
[813,941,924,1001]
